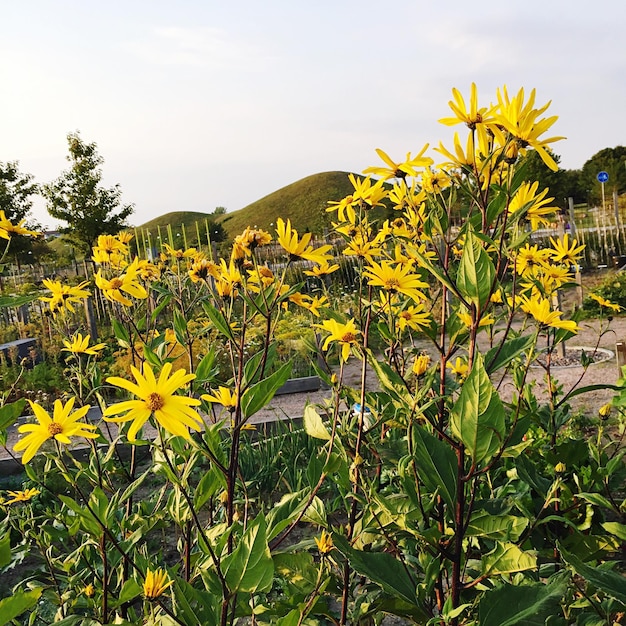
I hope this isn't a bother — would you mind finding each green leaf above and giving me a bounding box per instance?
[467,511,528,542]
[241,361,291,418]
[111,317,131,347]
[222,514,274,593]
[602,522,626,541]
[479,574,568,626]
[0,588,42,626]
[0,293,38,309]
[303,405,330,440]
[202,301,233,339]
[172,579,219,626]
[0,532,10,568]
[484,334,535,374]
[194,465,226,509]
[411,424,457,510]
[450,353,505,464]
[194,347,218,383]
[0,398,26,430]
[173,307,188,345]
[117,578,142,604]
[560,544,626,605]
[481,542,537,576]
[332,534,419,606]
[456,229,496,309]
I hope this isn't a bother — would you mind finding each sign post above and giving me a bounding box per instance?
[598,171,609,213]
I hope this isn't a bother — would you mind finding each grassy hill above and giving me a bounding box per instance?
[215,171,356,240]
[134,171,392,247]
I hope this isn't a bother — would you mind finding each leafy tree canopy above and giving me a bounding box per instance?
[0,161,38,223]
[581,145,626,202]
[43,132,133,254]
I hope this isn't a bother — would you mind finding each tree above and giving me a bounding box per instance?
[581,146,626,204]
[0,161,41,264]
[43,132,133,255]
[517,150,585,208]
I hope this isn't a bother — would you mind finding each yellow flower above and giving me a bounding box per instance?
[363,260,428,303]
[397,304,431,332]
[412,354,431,376]
[14,398,98,464]
[83,583,95,597]
[0,210,40,239]
[514,244,551,277]
[317,318,360,362]
[276,218,332,265]
[4,488,40,504]
[327,174,387,223]
[143,568,173,599]
[598,403,612,418]
[188,258,220,283]
[554,462,566,473]
[95,258,148,306]
[315,529,334,555]
[233,227,272,255]
[421,168,451,194]
[446,357,469,379]
[91,234,128,264]
[247,266,275,289]
[343,232,384,264]
[458,310,495,329]
[508,182,556,231]
[162,243,197,260]
[494,86,565,171]
[104,361,202,441]
[438,83,497,155]
[520,295,579,333]
[62,333,106,356]
[588,293,621,312]
[304,262,339,277]
[549,234,585,266]
[363,146,433,180]
[202,386,238,410]
[40,279,91,316]
[117,231,134,244]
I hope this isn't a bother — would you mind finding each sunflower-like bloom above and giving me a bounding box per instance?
[62,333,106,356]
[315,529,334,555]
[549,233,585,266]
[508,182,557,230]
[317,318,360,362]
[343,232,384,264]
[304,262,339,277]
[438,83,497,156]
[588,293,621,312]
[494,86,565,171]
[143,568,173,599]
[289,293,328,317]
[514,244,551,277]
[326,174,387,223]
[202,386,238,410]
[435,132,477,171]
[397,304,431,331]
[14,398,98,464]
[104,362,202,441]
[95,258,148,306]
[363,146,433,180]
[276,218,332,265]
[135,259,161,281]
[446,357,469,379]
[233,227,272,256]
[91,234,129,264]
[388,179,426,211]
[188,258,220,283]
[162,243,197,260]
[40,279,91,316]
[412,354,431,376]
[363,260,428,303]
[4,488,40,504]
[247,266,275,290]
[458,310,495,329]
[520,295,578,333]
[421,168,451,194]
[0,210,40,239]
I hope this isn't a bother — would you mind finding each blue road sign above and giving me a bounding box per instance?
[598,171,609,183]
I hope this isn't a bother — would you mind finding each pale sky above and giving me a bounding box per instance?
[2,1,625,228]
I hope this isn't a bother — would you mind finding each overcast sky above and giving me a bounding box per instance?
[2,1,625,228]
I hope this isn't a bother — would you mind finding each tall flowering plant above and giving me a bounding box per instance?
[1,85,624,626]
